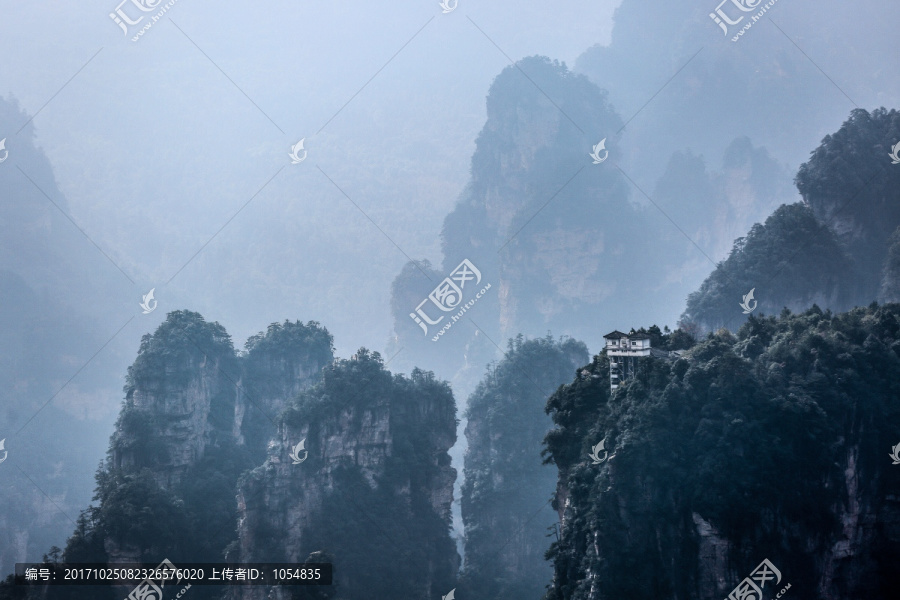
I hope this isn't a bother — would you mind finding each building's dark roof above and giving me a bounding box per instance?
[603,330,628,339]
[629,333,651,340]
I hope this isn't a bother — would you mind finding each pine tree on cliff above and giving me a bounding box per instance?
[459,334,589,600]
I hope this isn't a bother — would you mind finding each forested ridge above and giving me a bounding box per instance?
[544,305,900,599]
[683,107,900,332]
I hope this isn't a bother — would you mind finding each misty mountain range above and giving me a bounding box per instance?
[2,0,900,598]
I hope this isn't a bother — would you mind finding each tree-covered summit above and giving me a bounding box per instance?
[239,347,459,600]
[125,310,237,392]
[682,108,900,332]
[544,304,900,600]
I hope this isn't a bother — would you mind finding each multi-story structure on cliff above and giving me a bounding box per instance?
[604,330,680,390]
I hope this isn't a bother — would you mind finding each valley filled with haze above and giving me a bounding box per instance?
[2,1,900,599]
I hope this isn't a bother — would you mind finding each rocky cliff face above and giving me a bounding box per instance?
[796,108,900,299]
[54,311,335,573]
[880,227,900,302]
[232,349,459,600]
[682,108,900,333]
[47,312,461,600]
[543,308,900,600]
[390,56,793,373]
[444,56,631,346]
[113,315,332,491]
[114,322,238,491]
[0,95,129,580]
[388,56,630,373]
[237,320,336,462]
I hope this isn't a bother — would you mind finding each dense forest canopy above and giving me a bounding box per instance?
[544,304,900,600]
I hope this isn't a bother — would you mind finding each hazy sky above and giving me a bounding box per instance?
[3,0,898,397]
[0,4,620,560]
[1,0,619,362]
[3,0,898,420]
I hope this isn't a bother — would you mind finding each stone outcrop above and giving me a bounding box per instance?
[236,320,336,461]
[64,312,459,600]
[111,315,333,488]
[100,312,334,564]
[232,350,459,600]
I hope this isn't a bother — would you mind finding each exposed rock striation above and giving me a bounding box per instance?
[112,311,240,491]
[389,56,628,374]
[58,311,334,571]
[237,320,336,462]
[232,349,459,600]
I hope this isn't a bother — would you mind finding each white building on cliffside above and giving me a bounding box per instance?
[604,330,680,390]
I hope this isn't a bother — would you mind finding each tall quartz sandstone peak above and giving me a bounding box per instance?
[101,312,332,565]
[232,349,459,600]
[112,311,240,491]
